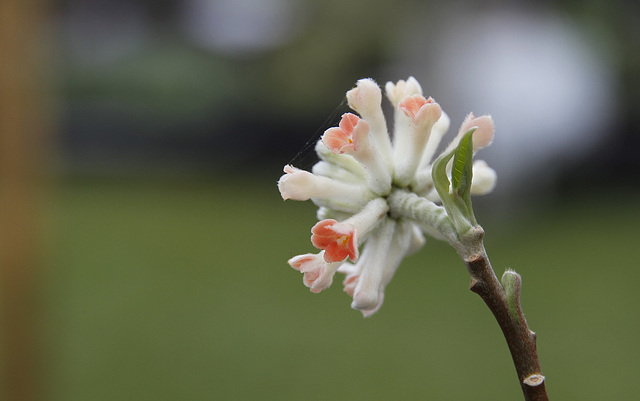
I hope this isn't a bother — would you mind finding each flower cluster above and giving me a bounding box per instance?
[278,77,496,316]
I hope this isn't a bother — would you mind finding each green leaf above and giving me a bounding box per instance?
[451,128,476,197]
[432,147,455,204]
[431,129,479,237]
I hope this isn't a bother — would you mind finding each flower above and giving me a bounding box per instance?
[278,77,497,316]
[322,113,362,154]
[322,113,391,195]
[288,252,341,293]
[311,219,358,263]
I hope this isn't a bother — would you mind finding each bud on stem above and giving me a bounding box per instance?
[501,269,522,322]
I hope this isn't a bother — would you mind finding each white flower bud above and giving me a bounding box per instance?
[470,160,497,195]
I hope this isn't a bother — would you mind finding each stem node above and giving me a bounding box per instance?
[523,374,545,387]
[469,278,479,291]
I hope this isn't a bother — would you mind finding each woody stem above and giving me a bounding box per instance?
[387,189,548,400]
[455,228,549,401]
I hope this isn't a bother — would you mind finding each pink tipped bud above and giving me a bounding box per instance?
[460,113,495,151]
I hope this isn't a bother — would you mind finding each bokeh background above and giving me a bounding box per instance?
[1,0,639,400]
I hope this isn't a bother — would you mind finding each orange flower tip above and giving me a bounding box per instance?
[311,219,338,235]
[311,220,359,263]
[322,243,350,263]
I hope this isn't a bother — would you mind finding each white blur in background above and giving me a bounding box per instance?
[180,0,307,56]
[390,6,617,195]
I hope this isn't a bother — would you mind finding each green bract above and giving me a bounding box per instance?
[432,129,478,236]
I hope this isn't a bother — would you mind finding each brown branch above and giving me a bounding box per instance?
[0,1,50,400]
[460,229,548,401]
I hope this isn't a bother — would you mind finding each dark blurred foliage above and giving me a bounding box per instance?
[53,0,399,173]
[49,0,639,195]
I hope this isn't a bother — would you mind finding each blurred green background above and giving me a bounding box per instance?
[45,176,639,400]
[1,0,640,400]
